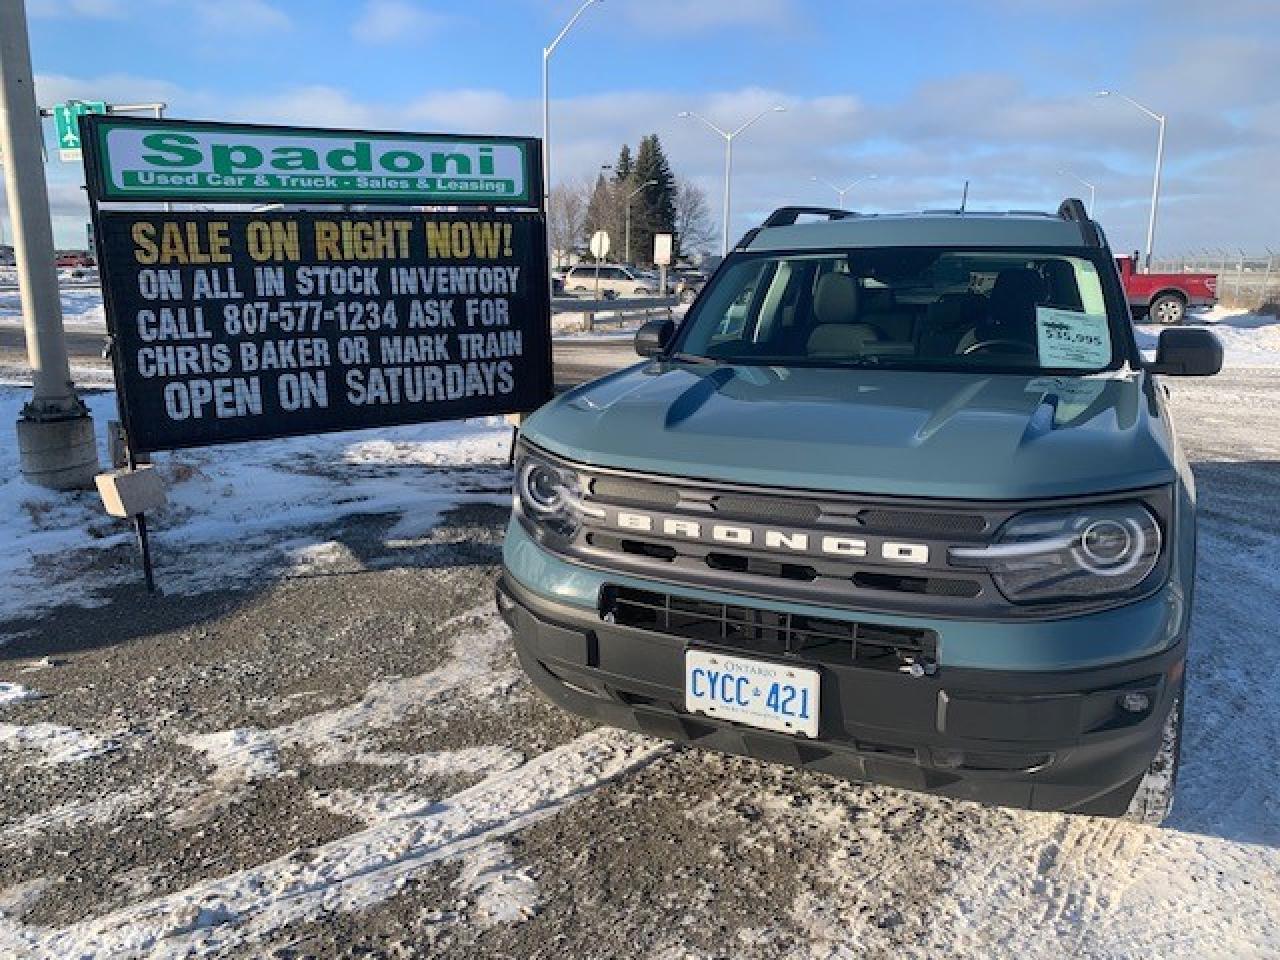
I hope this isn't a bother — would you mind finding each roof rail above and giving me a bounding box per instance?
[1057,197,1102,247]
[1057,198,1089,223]
[762,206,856,228]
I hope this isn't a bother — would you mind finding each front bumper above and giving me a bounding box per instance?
[497,571,1186,816]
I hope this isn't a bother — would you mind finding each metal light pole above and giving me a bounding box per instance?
[624,178,656,265]
[679,105,786,257]
[1096,90,1165,270]
[811,173,877,208]
[1,0,97,489]
[541,0,601,200]
[1058,169,1096,217]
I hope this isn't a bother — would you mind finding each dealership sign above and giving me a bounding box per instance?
[82,116,539,206]
[82,117,551,455]
[95,210,553,453]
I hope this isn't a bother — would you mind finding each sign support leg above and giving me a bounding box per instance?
[123,440,157,593]
[134,512,156,594]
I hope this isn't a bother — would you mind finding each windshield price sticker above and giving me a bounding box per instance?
[96,211,553,452]
[1035,307,1112,369]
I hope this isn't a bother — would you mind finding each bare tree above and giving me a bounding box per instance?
[547,178,591,267]
[674,177,717,260]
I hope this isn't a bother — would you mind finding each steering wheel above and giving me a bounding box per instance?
[962,339,1036,356]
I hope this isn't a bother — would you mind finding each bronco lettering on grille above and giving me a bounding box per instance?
[610,510,930,564]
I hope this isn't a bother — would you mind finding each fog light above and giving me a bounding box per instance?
[1119,692,1151,714]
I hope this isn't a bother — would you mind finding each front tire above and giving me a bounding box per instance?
[1123,682,1184,825]
[1150,293,1187,325]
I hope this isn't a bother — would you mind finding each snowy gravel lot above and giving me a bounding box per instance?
[0,308,1277,958]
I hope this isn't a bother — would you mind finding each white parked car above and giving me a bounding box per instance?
[564,264,655,298]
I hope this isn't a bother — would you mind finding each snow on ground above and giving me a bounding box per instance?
[1135,305,1280,367]
[0,722,117,767]
[0,383,513,627]
[0,287,105,329]
[0,727,661,958]
[0,604,663,955]
[0,683,37,708]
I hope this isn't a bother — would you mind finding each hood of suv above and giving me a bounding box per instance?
[521,361,1175,499]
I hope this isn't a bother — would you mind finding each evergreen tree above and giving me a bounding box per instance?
[614,144,634,184]
[630,134,677,267]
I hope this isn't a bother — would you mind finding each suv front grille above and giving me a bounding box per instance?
[601,585,938,672]
[858,509,987,537]
[568,468,1010,616]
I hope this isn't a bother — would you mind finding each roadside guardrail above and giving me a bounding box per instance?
[552,294,677,331]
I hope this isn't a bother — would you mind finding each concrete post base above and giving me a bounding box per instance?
[17,414,100,490]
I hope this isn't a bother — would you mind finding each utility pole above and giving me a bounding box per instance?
[1059,169,1097,218]
[541,0,601,202]
[810,173,877,208]
[1096,90,1165,270]
[680,105,786,257]
[1,0,97,489]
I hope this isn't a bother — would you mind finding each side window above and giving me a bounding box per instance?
[684,260,771,353]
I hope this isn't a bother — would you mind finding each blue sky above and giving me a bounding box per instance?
[16,0,1280,252]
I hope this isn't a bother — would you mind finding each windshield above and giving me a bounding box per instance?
[674,248,1126,373]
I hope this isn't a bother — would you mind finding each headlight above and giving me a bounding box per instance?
[950,501,1164,604]
[514,448,590,541]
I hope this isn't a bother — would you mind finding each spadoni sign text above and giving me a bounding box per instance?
[97,211,553,452]
[82,116,536,206]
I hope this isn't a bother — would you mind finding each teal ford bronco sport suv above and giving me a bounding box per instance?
[498,200,1222,822]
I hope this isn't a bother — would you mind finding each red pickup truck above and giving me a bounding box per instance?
[1116,254,1218,325]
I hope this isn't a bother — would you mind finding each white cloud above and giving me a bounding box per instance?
[34,73,184,109]
[231,85,382,128]
[192,0,291,32]
[351,0,446,44]
[23,49,1280,255]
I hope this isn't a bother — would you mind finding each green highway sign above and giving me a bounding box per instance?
[53,100,107,161]
[82,116,541,207]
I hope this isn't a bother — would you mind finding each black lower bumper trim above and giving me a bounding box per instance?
[497,573,1185,816]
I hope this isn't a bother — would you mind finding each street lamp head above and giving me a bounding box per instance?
[866,173,878,180]
[1095,90,1111,98]
[677,111,691,118]
[771,106,786,113]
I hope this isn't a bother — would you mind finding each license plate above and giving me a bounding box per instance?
[684,650,820,737]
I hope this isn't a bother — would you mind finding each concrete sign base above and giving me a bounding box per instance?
[17,415,100,490]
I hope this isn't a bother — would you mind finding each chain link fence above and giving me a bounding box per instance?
[1150,253,1280,311]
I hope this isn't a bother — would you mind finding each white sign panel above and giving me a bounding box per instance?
[88,118,536,205]
[653,232,673,266]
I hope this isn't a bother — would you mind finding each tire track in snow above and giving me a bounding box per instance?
[0,728,668,959]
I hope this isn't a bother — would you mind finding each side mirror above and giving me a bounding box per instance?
[1148,327,1223,377]
[635,318,675,358]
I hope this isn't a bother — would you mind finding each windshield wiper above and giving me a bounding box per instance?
[667,352,720,365]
